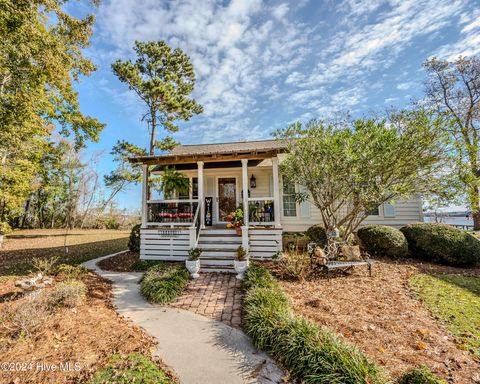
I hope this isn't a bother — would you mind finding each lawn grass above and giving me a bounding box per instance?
[409,273,480,360]
[88,353,175,384]
[0,229,129,276]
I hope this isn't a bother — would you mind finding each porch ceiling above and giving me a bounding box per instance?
[151,160,264,172]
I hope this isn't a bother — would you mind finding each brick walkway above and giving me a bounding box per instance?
[169,273,243,328]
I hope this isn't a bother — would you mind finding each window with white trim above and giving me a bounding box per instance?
[282,176,297,217]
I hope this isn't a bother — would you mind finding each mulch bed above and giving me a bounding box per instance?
[97,251,140,272]
[267,259,480,384]
[0,272,174,384]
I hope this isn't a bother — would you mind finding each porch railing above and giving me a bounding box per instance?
[248,198,275,225]
[147,199,199,226]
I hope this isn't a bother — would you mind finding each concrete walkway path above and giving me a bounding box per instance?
[83,253,285,384]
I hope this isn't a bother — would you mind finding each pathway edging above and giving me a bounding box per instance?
[83,253,285,384]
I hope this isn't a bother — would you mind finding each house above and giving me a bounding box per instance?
[129,139,423,271]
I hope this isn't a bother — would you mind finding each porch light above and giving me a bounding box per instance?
[250,174,256,188]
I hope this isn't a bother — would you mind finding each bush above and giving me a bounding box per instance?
[398,367,445,384]
[89,353,174,384]
[278,250,312,280]
[129,259,163,272]
[1,294,49,337]
[305,224,328,247]
[400,223,480,266]
[242,265,385,383]
[140,264,189,304]
[128,224,141,252]
[56,264,87,280]
[47,280,86,308]
[357,225,408,258]
[32,256,60,275]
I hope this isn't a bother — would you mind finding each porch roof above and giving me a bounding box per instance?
[128,139,287,165]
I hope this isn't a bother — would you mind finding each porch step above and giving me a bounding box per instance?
[195,230,241,272]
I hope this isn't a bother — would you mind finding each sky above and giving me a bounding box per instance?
[68,0,480,211]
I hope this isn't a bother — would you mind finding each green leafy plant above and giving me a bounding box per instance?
[305,225,328,247]
[357,225,408,258]
[227,205,244,228]
[140,264,189,304]
[128,224,141,252]
[0,222,11,235]
[397,367,445,384]
[129,259,163,271]
[236,246,247,261]
[56,264,87,280]
[157,167,190,199]
[242,265,385,383]
[277,250,312,281]
[401,223,480,266]
[187,247,202,261]
[32,256,60,276]
[88,353,174,384]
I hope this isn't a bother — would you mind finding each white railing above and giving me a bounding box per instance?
[247,197,275,225]
[146,199,199,226]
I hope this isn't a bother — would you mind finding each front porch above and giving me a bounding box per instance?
[131,142,286,270]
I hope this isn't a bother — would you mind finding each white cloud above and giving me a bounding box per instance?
[396,81,415,90]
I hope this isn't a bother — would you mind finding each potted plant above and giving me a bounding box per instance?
[186,247,202,279]
[156,167,190,199]
[0,222,10,248]
[234,245,249,279]
[227,206,244,236]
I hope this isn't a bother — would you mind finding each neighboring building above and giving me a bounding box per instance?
[129,139,423,271]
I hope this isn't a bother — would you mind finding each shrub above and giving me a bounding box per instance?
[0,221,11,235]
[56,264,87,280]
[305,224,328,247]
[400,223,480,266]
[283,232,309,252]
[0,294,49,337]
[128,224,141,252]
[140,264,189,304]
[129,259,163,272]
[398,367,445,384]
[277,250,312,280]
[105,217,120,230]
[32,256,60,275]
[47,280,86,308]
[88,353,174,384]
[357,225,408,258]
[242,265,385,383]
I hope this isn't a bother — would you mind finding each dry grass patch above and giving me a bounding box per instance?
[0,229,129,275]
[270,260,479,383]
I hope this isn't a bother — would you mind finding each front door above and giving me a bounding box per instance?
[217,177,237,222]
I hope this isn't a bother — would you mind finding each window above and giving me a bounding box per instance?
[192,177,198,199]
[367,206,380,216]
[282,176,297,217]
[383,202,395,217]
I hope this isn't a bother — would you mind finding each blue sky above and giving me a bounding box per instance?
[69,0,480,211]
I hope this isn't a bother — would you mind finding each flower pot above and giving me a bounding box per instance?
[235,226,242,236]
[185,259,200,279]
[234,259,249,280]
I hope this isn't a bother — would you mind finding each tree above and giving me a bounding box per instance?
[276,110,446,239]
[423,56,480,229]
[104,140,147,207]
[0,0,104,221]
[112,40,203,155]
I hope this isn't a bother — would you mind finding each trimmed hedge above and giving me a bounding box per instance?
[397,367,445,384]
[357,225,408,258]
[140,264,189,304]
[242,265,385,383]
[128,224,141,252]
[305,224,328,247]
[400,223,480,266]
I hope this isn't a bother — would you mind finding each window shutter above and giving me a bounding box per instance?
[299,185,311,218]
[383,202,396,218]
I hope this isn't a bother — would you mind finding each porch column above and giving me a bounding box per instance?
[197,161,205,228]
[241,159,249,227]
[272,156,281,228]
[141,164,148,228]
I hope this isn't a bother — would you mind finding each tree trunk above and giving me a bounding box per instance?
[149,109,156,155]
[473,210,480,231]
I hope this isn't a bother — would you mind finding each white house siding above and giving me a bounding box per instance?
[151,165,424,232]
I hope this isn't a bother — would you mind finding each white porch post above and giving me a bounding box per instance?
[272,156,281,228]
[197,161,205,228]
[141,164,148,228]
[241,159,249,228]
